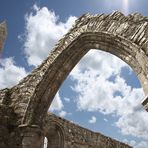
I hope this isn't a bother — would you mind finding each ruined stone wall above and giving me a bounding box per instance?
[0,89,21,148]
[0,22,7,52]
[7,11,148,126]
[44,113,132,148]
[0,12,148,148]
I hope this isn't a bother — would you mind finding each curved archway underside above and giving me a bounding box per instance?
[1,11,148,126]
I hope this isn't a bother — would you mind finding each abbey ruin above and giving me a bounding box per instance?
[0,11,148,148]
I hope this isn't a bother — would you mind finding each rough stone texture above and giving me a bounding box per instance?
[142,94,148,111]
[0,21,7,52]
[8,11,148,125]
[44,113,132,148]
[19,125,44,148]
[0,11,148,147]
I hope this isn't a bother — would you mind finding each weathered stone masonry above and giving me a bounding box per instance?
[0,11,148,147]
[44,113,132,148]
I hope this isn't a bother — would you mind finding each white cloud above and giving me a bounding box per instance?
[64,97,70,102]
[21,5,77,116]
[116,110,148,140]
[70,50,130,113]
[59,110,67,118]
[89,116,97,124]
[0,58,27,89]
[71,49,128,79]
[49,92,63,112]
[70,49,147,141]
[24,4,77,67]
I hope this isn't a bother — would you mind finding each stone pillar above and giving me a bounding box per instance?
[19,125,44,148]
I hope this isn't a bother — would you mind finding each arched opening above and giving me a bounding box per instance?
[49,49,147,147]
[20,27,148,148]
[44,137,48,148]
[44,121,64,148]
[24,31,148,126]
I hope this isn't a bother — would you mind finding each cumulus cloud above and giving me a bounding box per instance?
[70,49,147,140]
[89,116,97,124]
[70,50,130,113]
[24,4,77,67]
[71,49,128,79]
[116,110,148,140]
[0,58,27,89]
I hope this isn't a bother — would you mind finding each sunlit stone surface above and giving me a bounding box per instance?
[0,11,148,148]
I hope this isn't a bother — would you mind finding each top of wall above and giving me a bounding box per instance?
[45,113,132,148]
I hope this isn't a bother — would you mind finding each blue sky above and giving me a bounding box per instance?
[0,0,148,148]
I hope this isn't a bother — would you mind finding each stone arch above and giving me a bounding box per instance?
[8,11,148,126]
